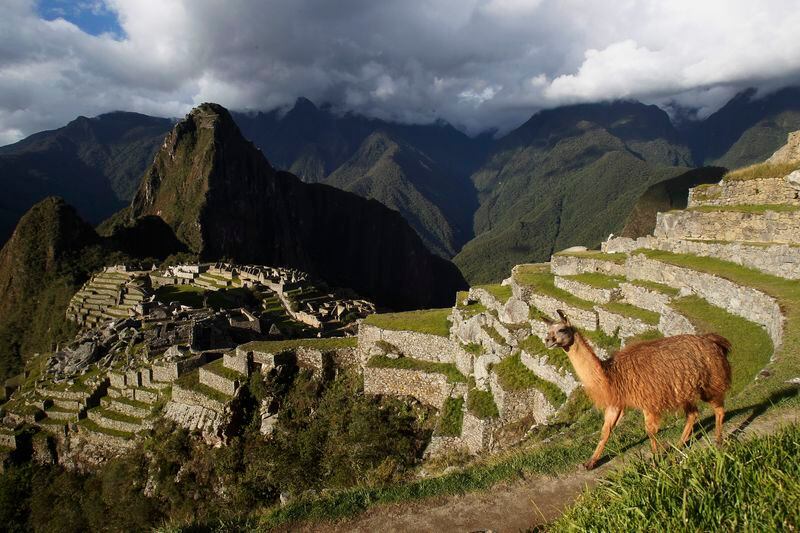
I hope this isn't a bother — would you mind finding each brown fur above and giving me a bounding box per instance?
[545,310,731,470]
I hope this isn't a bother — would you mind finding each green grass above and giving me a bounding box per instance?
[623,329,664,345]
[90,407,141,424]
[563,273,625,289]
[241,337,357,354]
[367,355,467,383]
[581,328,623,353]
[553,251,628,264]
[518,334,572,372]
[154,284,205,307]
[481,325,506,345]
[634,249,794,405]
[552,423,800,532]
[106,395,151,410]
[722,160,800,181]
[467,388,499,419]
[601,301,660,325]
[363,309,452,337]
[436,398,464,437]
[462,343,485,356]
[474,284,513,304]
[627,279,680,296]
[77,418,134,439]
[512,265,595,311]
[174,369,232,404]
[493,353,567,406]
[686,204,800,214]
[204,357,245,381]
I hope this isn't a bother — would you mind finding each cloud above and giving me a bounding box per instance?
[1,0,800,142]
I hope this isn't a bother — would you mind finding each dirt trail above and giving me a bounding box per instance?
[287,407,799,533]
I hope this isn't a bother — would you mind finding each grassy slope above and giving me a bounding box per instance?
[553,423,800,531]
[363,309,452,337]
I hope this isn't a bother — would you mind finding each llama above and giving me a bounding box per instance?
[545,310,732,470]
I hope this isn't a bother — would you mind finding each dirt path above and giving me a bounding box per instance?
[287,406,799,533]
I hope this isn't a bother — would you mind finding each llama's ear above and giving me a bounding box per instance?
[556,309,571,326]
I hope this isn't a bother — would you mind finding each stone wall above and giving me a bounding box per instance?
[626,253,783,347]
[224,352,249,375]
[151,354,212,383]
[658,308,696,337]
[688,177,800,207]
[164,401,225,437]
[450,310,512,361]
[519,351,579,395]
[0,431,16,450]
[359,324,468,366]
[596,307,653,338]
[512,283,597,331]
[488,372,555,425]
[554,276,619,304]
[87,410,141,433]
[550,254,626,277]
[199,367,238,396]
[295,347,334,380]
[171,384,227,413]
[654,209,800,244]
[363,367,465,408]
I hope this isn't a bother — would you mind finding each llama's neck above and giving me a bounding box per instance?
[566,333,610,402]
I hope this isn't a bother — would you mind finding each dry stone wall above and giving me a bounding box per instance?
[554,276,619,304]
[488,372,555,425]
[654,210,800,244]
[362,367,465,408]
[550,255,626,277]
[519,351,579,395]
[688,177,800,207]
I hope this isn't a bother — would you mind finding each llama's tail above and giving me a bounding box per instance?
[703,333,732,357]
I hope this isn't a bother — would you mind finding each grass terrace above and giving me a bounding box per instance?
[367,355,466,383]
[242,337,357,354]
[623,329,664,345]
[627,279,681,296]
[77,418,133,439]
[686,204,800,214]
[363,308,452,337]
[553,250,628,265]
[474,284,513,304]
[174,369,232,405]
[562,273,625,289]
[601,301,660,325]
[493,353,567,406]
[467,385,499,419]
[204,357,245,381]
[154,284,204,307]
[722,160,800,182]
[512,266,594,311]
[518,334,572,372]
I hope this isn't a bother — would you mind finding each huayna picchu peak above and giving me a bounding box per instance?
[126,102,467,310]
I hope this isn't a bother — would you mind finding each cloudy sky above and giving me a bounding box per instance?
[1,0,800,144]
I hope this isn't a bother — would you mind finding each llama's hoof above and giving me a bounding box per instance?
[583,460,596,471]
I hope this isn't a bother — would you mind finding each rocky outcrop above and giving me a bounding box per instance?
[766,130,800,164]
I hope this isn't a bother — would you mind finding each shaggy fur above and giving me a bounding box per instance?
[545,310,731,470]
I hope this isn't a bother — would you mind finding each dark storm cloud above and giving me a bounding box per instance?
[1,0,800,144]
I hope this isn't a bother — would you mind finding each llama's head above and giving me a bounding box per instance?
[545,309,575,349]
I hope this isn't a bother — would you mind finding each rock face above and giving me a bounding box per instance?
[128,103,467,310]
[766,130,800,165]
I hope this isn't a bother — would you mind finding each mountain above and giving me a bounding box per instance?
[0,112,173,244]
[684,87,800,168]
[454,101,694,283]
[325,131,477,257]
[126,102,467,310]
[0,198,101,380]
[233,99,486,257]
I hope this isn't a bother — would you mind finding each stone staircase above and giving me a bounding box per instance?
[359,152,800,457]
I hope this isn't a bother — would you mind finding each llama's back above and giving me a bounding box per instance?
[604,334,731,412]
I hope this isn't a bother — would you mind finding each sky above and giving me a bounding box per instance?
[1,0,800,145]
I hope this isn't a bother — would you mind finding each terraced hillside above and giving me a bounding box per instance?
[262,133,800,528]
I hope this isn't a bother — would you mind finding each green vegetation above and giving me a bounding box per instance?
[581,328,623,353]
[518,334,571,372]
[436,398,464,436]
[601,301,660,325]
[722,160,800,181]
[174,369,231,404]
[512,265,594,311]
[628,278,680,296]
[363,308,452,337]
[554,250,628,264]
[155,284,204,307]
[563,272,624,289]
[481,325,505,345]
[493,353,567,406]
[205,357,245,380]
[553,424,800,532]
[474,284,512,303]
[241,337,357,354]
[623,329,664,345]
[462,343,485,356]
[77,418,133,439]
[686,203,800,213]
[467,387,499,419]
[367,355,466,383]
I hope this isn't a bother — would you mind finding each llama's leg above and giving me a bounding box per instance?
[680,404,699,446]
[643,410,662,454]
[585,406,623,470]
[709,398,725,445]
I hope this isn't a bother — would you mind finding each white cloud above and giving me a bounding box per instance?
[0,0,799,140]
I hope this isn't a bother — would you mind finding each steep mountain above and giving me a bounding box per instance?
[455,101,693,283]
[127,103,467,310]
[0,198,101,380]
[0,112,173,244]
[326,131,477,257]
[233,99,486,256]
[0,197,187,382]
[684,86,800,168]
